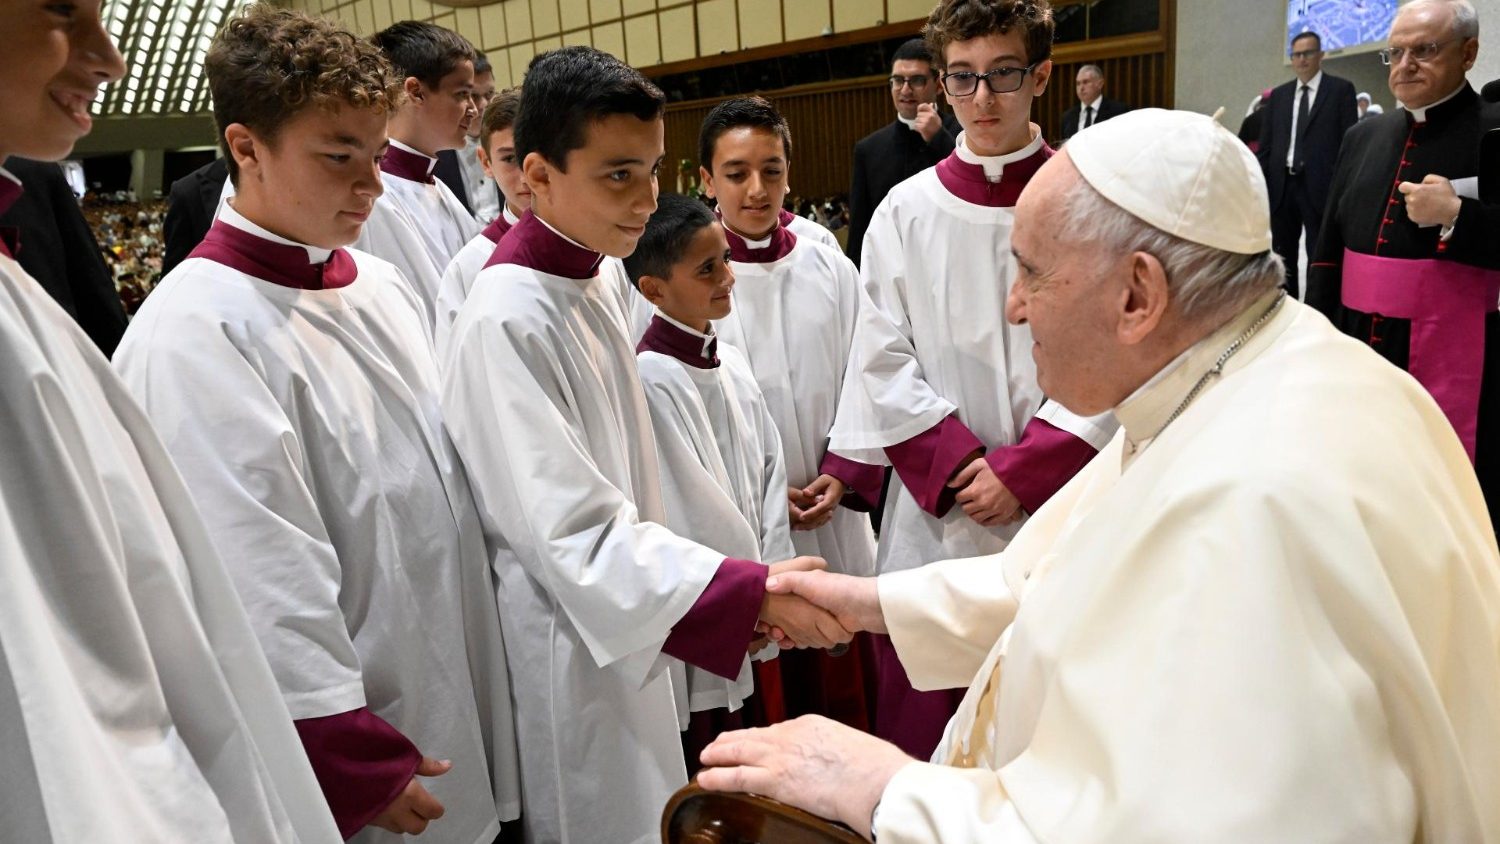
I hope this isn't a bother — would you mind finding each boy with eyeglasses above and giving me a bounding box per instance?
[830,0,1116,761]
[1308,0,1500,532]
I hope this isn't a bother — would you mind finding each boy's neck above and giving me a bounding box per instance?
[226,194,326,251]
[532,206,600,255]
[386,114,441,158]
[963,122,1038,158]
[722,216,776,243]
[657,307,713,336]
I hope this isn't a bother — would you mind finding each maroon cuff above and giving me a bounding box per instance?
[883,414,985,518]
[985,417,1099,515]
[294,707,422,839]
[663,558,768,680]
[818,451,885,513]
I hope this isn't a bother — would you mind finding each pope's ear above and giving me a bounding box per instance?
[1118,250,1169,345]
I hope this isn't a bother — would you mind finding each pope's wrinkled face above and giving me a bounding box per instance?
[1,0,125,163]
[941,31,1051,156]
[1006,152,1123,416]
[1386,4,1477,109]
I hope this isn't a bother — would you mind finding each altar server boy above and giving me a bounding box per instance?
[626,192,796,745]
[435,87,530,354]
[699,96,882,727]
[353,20,481,326]
[112,7,520,841]
[440,46,847,844]
[827,0,1116,758]
[0,1,340,839]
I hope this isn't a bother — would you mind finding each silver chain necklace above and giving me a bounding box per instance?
[1147,291,1288,443]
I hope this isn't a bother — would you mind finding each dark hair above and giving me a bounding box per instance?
[1290,30,1321,51]
[514,47,665,171]
[622,192,717,288]
[698,96,792,172]
[207,4,402,184]
[892,37,935,68]
[370,21,476,89]
[474,50,492,76]
[479,87,523,148]
[923,0,1055,68]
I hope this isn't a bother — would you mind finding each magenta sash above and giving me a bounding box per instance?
[1342,248,1500,462]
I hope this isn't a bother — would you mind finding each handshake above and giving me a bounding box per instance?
[752,557,887,651]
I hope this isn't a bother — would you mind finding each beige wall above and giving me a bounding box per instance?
[283,0,923,86]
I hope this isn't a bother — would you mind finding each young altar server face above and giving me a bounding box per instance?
[701,127,789,241]
[478,125,532,215]
[942,29,1051,157]
[225,103,389,249]
[525,112,664,258]
[404,59,477,152]
[2,0,125,163]
[638,221,736,329]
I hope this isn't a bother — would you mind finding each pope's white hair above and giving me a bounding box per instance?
[1397,0,1479,39]
[1054,175,1283,322]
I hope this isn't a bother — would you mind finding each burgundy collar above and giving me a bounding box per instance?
[722,218,797,264]
[480,212,514,245]
[636,314,719,369]
[484,210,604,280]
[189,219,357,290]
[0,173,21,259]
[777,208,796,227]
[380,143,437,184]
[935,143,1052,208]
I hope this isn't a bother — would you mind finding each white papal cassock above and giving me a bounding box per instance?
[874,296,1500,843]
[0,172,340,843]
[113,204,520,843]
[442,211,771,844]
[637,312,796,716]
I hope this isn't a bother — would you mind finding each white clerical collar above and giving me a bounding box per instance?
[502,204,521,226]
[534,213,595,253]
[389,138,438,167]
[1113,288,1287,465]
[1401,83,1466,123]
[897,114,918,130]
[955,128,1044,182]
[655,308,716,342]
[0,167,19,191]
[221,199,333,264]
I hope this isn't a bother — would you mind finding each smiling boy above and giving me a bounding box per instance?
[112,7,521,841]
[828,0,1117,760]
[440,46,848,844]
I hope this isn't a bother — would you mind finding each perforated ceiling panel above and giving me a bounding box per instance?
[95,0,239,116]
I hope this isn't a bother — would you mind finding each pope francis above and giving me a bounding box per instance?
[696,108,1500,843]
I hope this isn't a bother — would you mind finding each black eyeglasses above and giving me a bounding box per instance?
[941,63,1038,97]
[889,74,932,89]
[1378,39,1458,65]
[1289,49,1322,60]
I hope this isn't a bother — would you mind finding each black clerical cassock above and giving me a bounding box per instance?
[1307,83,1500,528]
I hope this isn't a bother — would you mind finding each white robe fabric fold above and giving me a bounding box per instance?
[784,213,840,251]
[715,239,878,576]
[830,168,1115,573]
[874,302,1500,843]
[442,259,732,844]
[353,174,478,330]
[639,344,795,716]
[0,254,340,844]
[113,250,520,843]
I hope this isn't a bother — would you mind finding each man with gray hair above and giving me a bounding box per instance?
[1059,63,1128,141]
[1308,0,1500,532]
[695,108,1500,842]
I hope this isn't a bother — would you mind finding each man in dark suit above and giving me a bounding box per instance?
[1060,64,1129,141]
[1258,30,1357,298]
[161,156,228,276]
[847,38,961,267]
[0,158,128,355]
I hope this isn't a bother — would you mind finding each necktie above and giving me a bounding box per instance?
[1083,104,1094,129]
[1293,84,1310,171]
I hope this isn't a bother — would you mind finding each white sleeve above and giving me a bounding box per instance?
[829,200,958,460]
[875,763,1040,844]
[114,317,365,719]
[878,554,1017,691]
[442,313,726,671]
